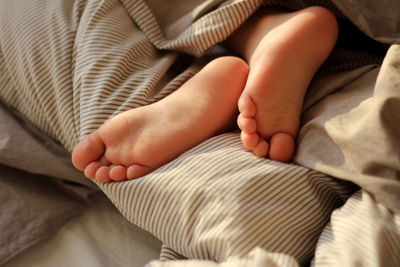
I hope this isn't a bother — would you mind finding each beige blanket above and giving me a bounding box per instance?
[0,0,399,266]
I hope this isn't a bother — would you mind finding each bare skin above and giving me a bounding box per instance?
[72,6,339,182]
[72,57,249,182]
[226,6,338,161]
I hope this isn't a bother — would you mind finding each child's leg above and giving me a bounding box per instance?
[72,57,249,182]
[225,6,338,162]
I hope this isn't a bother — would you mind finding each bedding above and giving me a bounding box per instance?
[0,102,97,265]
[0,163,86,265]
[0,0,399,266]
[4,192,162,267]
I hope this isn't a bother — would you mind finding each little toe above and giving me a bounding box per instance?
[109,165,127,181]
[238,93,256,117]
[95,166,112,183]
[127,165,152,180]
[241,131,260,149]
[237,113,256,133]
[72,131,105,171]
[252,139,269,158]
[269,132,295,162]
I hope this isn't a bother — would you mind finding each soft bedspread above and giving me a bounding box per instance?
[0,0,399,266]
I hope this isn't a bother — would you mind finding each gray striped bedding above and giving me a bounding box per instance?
[1,0,399,266]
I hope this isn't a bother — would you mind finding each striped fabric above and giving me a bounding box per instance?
[1,0,399,266]
[147,190,400,266]
[0,0,382,151]
[151,247,300,266]
[101,133,357,264]
[160,245,187,261]
[312,190,400,266]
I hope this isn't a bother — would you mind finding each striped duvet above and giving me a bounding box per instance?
[0,0,399,266]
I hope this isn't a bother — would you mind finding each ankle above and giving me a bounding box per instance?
[299,6,338,60]
[224,7,288,62]
[225,6,338,65]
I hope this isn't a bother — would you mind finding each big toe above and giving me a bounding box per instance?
[71,131,105,171]
[269,132,295,162]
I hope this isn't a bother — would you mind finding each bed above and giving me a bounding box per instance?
[0,0,399,266]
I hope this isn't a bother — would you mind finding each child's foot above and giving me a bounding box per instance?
[227,7,338,161]
[71,57,249,182]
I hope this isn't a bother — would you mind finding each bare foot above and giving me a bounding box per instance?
[226,7,338,162]
[71,57,249,182]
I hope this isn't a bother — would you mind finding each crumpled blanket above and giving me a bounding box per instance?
[0,103,98,265]
[0,0,399,266]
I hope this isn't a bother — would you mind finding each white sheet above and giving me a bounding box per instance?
[4,193,162,267]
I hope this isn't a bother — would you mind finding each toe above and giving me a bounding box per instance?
[109,165,127,181]
[95,166,112,183]
[84,161,103,179]
[252,139,269,158]
[127,165,151,180]
[238,93,256,117]
[72,131,105,171]
[237,113,256,133]
[241,131,259,149]
[269,132,295,162]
